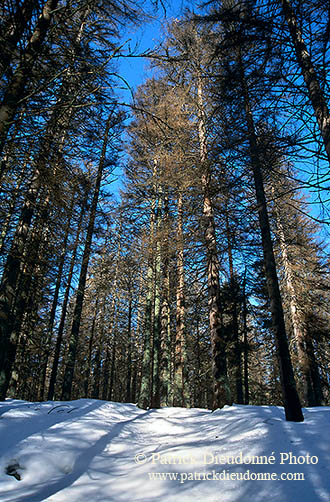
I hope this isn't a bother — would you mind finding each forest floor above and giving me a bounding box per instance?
[0,399,329,501]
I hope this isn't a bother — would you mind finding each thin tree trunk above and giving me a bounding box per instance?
[108,328,117,401]
[101,219,122,400]
[91,299,106,400]
[225,211,243,404]
[159,193,171,407]
[138,164,157,409]
[152,193,162,408]
[242,270,249,405]
[83,295,99,397]
[304,334,324,406]
[173,190,185,406]
[125,299,133,402]
[138,256,153,408]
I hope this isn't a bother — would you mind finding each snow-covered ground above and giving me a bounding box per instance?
[0,399,329,502]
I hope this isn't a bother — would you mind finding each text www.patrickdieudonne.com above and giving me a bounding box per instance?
[147,470,305,483]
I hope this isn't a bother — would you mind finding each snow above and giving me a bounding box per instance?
[0,399,329,502]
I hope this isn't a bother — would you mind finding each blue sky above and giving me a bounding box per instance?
[116,1,195,100]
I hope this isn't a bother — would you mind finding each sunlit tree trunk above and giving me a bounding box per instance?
[197,74,232,409]
[160,192,171,407]
[173,190,185,406]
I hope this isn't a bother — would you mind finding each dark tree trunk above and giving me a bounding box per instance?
[125,299,133,402]
[83,296,99,397]
[242,271,249,405]
[0,168,45,399]
[138,179,157,409]
[225,212,243,404]
[239,58,303,422]
[108,337,117,402]
[305,333,324,406]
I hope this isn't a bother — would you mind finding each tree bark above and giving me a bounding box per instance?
[242,270,249,405]
[125,299,133,402]
[159,192,171,407]
[173,190,185,406]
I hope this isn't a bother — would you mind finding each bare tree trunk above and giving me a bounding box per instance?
[138,163,157,409]
[151,193,162,408]
[160,193,171,407]
[108,324,118,401]
[173,190,185,406]
[83,295,99,397]
[91,299,106,400]
[197,74,232,409]
[125,299,133,402]
[242,270,249,405]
